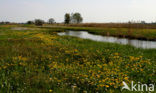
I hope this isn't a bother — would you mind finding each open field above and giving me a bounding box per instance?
[0,24,155,93]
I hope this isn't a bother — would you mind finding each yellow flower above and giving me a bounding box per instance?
[99,84,104,87]
[49,78,52,81]
[124,77,128,80]
[105,85,109,88]
[140,69,143,72]
[49,89,53,92]
[114,53,119,56]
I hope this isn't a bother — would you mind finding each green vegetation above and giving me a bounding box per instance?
[70,13,83,23]
[0,24,155,93]
[48,18,55,24]
[34,19,45,26]
[64,13,71,24]
[64,13,83,24]
[44,26,156,40]
[27,21,34,25]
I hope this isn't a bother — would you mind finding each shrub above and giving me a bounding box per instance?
[27,21,34,24]
[34,19,44,26]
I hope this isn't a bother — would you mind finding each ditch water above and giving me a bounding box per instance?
[58,31,156,49]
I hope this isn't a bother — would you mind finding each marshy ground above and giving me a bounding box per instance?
[0,24,155,93]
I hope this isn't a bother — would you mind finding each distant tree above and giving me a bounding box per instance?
[141,21,146,24]
[5,21,10,24]
[153,22,156,24]
[27,21,34,24]
[34,19,44,26]
[0,21,4,24]
[71,13,83,24]
[48,18,55,24]
[0,21,10,24]
[70,13,75,23]
[64,13,70,24]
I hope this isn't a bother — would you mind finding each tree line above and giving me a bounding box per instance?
[26,12,83,26]
[1,12,156,26]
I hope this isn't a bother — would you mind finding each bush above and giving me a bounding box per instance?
[27,21,34,24]
[48,18,55,24]
[34,19,44,26]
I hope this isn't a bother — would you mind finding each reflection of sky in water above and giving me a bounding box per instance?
[58,31,156,49]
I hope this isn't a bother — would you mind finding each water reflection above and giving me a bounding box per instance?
[58,31,156,49]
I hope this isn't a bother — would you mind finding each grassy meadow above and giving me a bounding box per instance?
[0,24,155,93]
[43,24,156,40]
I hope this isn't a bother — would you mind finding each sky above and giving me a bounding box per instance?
[0,0,156,23]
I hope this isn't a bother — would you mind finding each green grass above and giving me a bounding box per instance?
[43,26,156,40]
[0,24,155,93]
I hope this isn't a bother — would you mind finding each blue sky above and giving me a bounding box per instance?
[0,0,156,23]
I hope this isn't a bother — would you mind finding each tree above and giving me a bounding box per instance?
[48,18,55,24]
[71,13,83,24]
[27,21,34,24]
[64,13,70,24]
[141,21,146,24]
[34,19,44,26]
[0,21,10,24]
